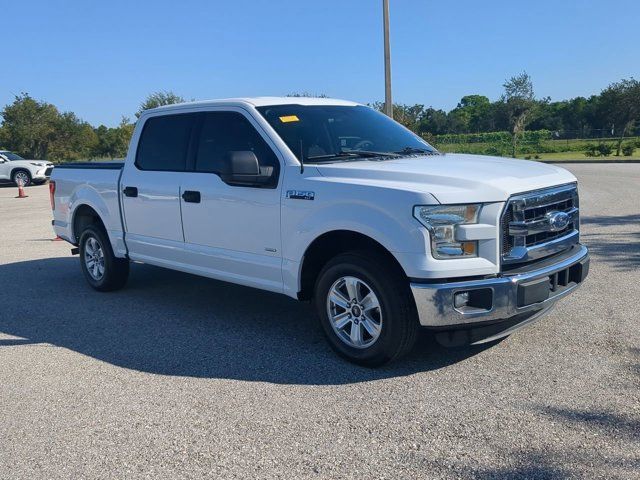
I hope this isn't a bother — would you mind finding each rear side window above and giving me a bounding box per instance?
[195,112,279,175]
[136,114,194,171]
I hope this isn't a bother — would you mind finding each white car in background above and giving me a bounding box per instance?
[0,150,54,186]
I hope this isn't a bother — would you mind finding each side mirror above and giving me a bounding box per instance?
[220,151,272,186]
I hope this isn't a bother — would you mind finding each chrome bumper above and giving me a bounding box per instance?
[411,245,589,327]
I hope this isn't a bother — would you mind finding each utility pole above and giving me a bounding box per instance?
[383,0,393,118]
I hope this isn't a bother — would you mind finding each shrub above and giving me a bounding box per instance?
[584,144,599,157]
[597,143,613,156]
[621,143,635,156]
[585,142,614,157]
[534,154,540,159]
[483,145,510,157]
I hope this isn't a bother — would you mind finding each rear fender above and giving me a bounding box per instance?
[69,185,126,257]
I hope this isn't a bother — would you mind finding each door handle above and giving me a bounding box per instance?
[182,190,201,203]
[123,186,138,197]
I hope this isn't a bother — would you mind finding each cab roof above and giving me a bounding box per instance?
[148,96,360,114]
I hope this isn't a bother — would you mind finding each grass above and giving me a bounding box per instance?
[520,150,640,161]
[437,137,640,161]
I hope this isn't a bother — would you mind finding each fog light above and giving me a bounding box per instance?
[454,291,470,308]
[453,288,494,313]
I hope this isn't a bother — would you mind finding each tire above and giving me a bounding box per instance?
[11,169,31,187]
[79,225,129,292]
[314,251,419,367]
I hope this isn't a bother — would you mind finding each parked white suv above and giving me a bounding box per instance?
[0,150,54,186]
[50,97,589,366]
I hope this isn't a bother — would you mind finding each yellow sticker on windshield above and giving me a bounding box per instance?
[279,115,300,123]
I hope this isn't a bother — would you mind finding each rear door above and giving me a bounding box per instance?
[120,112,195,265]
[179,109,284,293]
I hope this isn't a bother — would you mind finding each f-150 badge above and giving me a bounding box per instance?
[286,190,315,200]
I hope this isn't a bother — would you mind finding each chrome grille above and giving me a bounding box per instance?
[501,184,579,266]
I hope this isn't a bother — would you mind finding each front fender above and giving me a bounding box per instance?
[291,202,428,261]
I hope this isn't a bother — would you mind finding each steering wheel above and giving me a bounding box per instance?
[353,140,374,150]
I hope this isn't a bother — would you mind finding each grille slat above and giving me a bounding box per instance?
[501,184,580,266]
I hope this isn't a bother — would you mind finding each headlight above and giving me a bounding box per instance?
[30,162,44,167]
[413,204,481,259]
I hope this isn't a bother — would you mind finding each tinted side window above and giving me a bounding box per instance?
[136,114,194,171]
[195,112,279,177]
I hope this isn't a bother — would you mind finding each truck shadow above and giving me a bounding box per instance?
[0,257,493,385]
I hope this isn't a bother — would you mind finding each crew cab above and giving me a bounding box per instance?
[0,150,54,186]
[50,97,589,366]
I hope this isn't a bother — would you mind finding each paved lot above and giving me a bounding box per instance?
[0,164,638,479]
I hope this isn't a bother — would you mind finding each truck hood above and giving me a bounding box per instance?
[314,153,576,204]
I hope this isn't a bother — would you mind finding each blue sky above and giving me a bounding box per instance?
[3,0,639,126]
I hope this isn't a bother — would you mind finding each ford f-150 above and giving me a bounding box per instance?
[50,97,589,365]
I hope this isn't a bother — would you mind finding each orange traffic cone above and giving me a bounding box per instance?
[15,179,28,198]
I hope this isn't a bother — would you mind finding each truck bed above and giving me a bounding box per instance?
[51,161,125,251]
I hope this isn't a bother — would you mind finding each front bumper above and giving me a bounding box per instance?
[34,166,54,179]
[410,244,589,327]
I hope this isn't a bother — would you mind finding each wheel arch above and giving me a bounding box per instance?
[10,167,32,182]
[72,204,107,244]
[297,229,408,301]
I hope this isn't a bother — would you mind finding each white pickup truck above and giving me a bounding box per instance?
[50,97,589,366]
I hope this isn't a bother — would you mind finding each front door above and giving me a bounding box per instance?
[0,155,10,180]
[120,112,194,265]
[179,109,283,293]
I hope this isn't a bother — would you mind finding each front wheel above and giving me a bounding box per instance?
[79,225,129,291]
[314,251,418,366]
[12,170,31,187]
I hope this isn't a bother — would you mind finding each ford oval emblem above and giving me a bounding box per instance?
[547,211,570,232]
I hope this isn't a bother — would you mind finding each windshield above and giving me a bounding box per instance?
[1,151,25,161]
[256,105,438,163]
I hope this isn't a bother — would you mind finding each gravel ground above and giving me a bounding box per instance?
[0,164,638,479]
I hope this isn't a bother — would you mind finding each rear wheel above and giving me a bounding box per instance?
[79,225,129,291]
[314,251,418,366]
[11,170,31,187]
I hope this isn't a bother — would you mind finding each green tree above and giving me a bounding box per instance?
[392,104,425,131]
[501,72,539,157]
[448,95,492,133]
[0,93,59,158]
[462,95,492,131]
[92,117,135,159]
[369,102,427,131]
[49,112,98,161]
[136,91,186,118]
[417,107,448,135]
[598,78,640,155]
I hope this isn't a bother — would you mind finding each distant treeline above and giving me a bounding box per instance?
[372,77,640,144]
[1,76,638,161]
[0,91,184,161]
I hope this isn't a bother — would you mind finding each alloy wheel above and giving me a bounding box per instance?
[326,276,383,349]
[84,236,105,280]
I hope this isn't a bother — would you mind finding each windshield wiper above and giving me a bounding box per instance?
[394,147,439,155]
[307,150,400,161]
